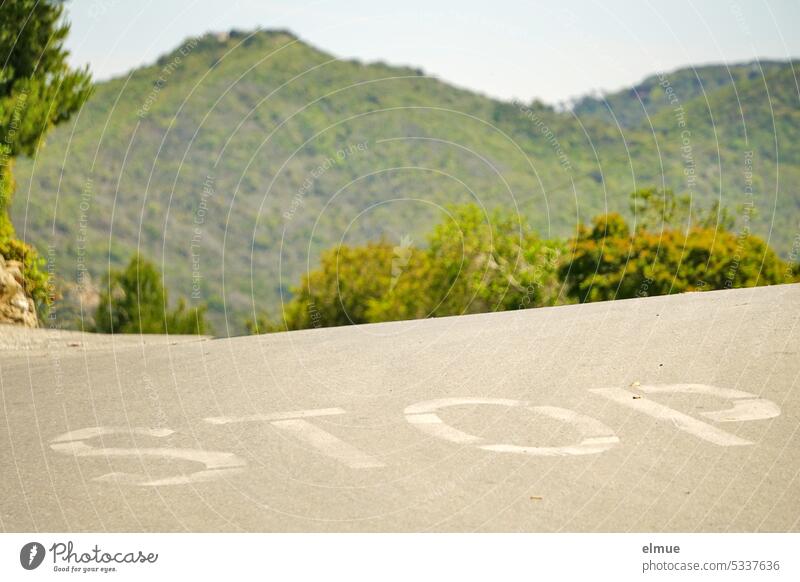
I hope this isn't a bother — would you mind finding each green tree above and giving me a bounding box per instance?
[95,254,208,334]
[263,240,426,331]
[369,204,563,320]
[0,0,92,316]
[629,187,692,232]
[256,204,564,332]
[1,0,93,234]
[561,210,790,303]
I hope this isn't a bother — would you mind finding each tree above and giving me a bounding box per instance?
[256,204,564,332]
[629,187,691,233]
[94,254,208,334]
[560,210,790,303]
[0,0,93,316]
[1,0,93,235]
[260,240,427,332]
[369,204,563,321]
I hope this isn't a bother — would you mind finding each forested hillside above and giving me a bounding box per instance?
[12,30,799,332]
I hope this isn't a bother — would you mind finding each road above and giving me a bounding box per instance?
[1,284,798,532]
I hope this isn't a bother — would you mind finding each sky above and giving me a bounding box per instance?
[63,0,800,105]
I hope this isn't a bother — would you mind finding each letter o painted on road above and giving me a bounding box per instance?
[404,398,619,456]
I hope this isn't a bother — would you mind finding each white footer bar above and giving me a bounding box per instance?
[1,533,797,581]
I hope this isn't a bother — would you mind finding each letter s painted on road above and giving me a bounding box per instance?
[49,426,246,486]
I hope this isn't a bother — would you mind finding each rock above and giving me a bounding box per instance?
[0,254,38,327]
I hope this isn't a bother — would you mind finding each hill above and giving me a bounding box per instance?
[10,30,800,333]
[572,61,791,127]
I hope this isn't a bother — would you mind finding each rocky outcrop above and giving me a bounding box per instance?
[0,254,37,327]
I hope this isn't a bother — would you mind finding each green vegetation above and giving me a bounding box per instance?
[95,254,209,334]
[253,196,792,333]
[370,205,563,320]
[559,188,789,302]
[561,217,787,304]
[253,204,563,331]
[9,29,800,333]
[0,236,48,309]
[1,0,92,318]
[572,61,790,128]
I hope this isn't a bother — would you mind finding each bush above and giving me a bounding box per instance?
[94,254,208,334]
[560,211,790,302]
[257,204,564,332]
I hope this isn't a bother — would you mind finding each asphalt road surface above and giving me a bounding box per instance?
[1,284,798,532]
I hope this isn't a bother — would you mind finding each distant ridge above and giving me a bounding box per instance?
[13,29,800,332]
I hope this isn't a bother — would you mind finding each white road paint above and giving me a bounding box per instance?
[405,398,524,414]
[701,398,780,423]
[51,384,778,485]
[50,427,246,486]
[205,408,385,469]
[271,419,385,468]
[590,387,754,446]
[51,426,174,442]
[405,398,620,456]
[204,407,346,425]
[406,411,483,444]
[632,383,781,422]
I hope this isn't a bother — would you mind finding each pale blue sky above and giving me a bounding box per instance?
[64,0,800,104]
